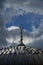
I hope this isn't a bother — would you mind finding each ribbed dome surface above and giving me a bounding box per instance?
[0,46,43,65]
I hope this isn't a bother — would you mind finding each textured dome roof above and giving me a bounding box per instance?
[0,46,43,65]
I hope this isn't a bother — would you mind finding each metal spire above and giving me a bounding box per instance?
[17,24,25,47]
[20,24,23,44]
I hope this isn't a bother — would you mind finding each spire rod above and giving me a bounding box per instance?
[20,24,23,44]
[17,24,25,47]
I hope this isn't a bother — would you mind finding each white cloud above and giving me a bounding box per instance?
[6,26,19,31]
[23,36,34,45]
[6,38,14,43]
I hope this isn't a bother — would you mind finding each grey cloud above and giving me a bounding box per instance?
[0,15,9,47]
[29,0,43,9]
[28,39,43,50]
[0,0,5,9]
[27,22,43,49]
[1,0,43,13]
[31,21,43,38]
[0,29,9,47]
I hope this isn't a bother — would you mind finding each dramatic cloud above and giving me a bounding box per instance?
[0,0,43,49]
